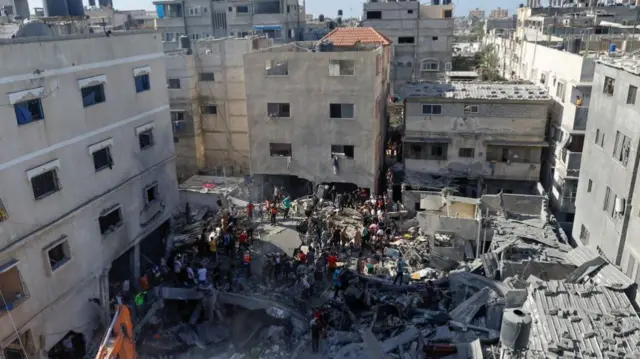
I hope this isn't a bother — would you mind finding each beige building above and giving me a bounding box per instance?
[166,37,271,180]
[489,7,508,19]
[402,82,551,196]
[243,27,391,193]
[0,31,178,357]
[468,8,485,20]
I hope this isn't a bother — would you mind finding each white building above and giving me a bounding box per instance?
[0,31,178,356]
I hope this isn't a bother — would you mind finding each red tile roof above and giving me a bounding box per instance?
[320,27,392,47]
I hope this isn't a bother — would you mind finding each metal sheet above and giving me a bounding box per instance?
[565,246,634,289]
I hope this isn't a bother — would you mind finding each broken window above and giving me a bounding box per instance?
[613,131,631,167]
[329,103,355,119]
[199,72,215,81]
[627,85,637,105]
[432,36,438,41]
[99,206,123,235]
[171,111,185,133]
[0,260,28,311]
[92,147,114,172]
[81,84,106,107]
[443,9,453,18]
[31,169,61,200]
[463,105,479,114]
[422,104,442,115]
[430,144,446,160]
[201,105,217,114]
[398,36,415,44]
[458,148,474,158]
[579,224,590,244]
[366,11,381,19]
[329,60,355,76]
[0,198,7,222]
[420,60,439,72]
[139,129,154,150]
[269,143,292,157]
[47,238,71,271]
[331,145,355,159]
[555,81,565,102]
[595,129,605,147]
[406,143,448,160]
[603,76,615,96]
[236,5,249,13]
[14,99,44,126]
[134,74,150,93]
[145,183,158,203]
[265,60,289,76]
[267,103,290,117]
[167,78,181,89]
[486,146,534,163]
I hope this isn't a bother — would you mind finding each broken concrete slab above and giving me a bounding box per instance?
[161,287,205,301]
[449,287,491,324]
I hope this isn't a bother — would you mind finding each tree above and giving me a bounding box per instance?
[477,44,502,81]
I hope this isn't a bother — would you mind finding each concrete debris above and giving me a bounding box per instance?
[127,189,640,359]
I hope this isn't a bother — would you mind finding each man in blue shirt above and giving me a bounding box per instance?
[283,196,291,219]
[393,254,405,285]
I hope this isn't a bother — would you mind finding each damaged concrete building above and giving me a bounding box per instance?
[243,27,392,195]
[572,55,640,275]
[401,82,551,198]
[0,31,179,357]
[166,36,272,180]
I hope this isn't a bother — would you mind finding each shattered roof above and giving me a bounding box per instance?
[524,280,640,357]
[401,82,551,101]
[565,246,634,290]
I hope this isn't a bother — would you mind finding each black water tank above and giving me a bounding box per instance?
[338,9,343,16]
[44,0,69,16]
[319,14,325,22]
[432,0,440,5]
[88,0,95,6]
[67,0,85,16]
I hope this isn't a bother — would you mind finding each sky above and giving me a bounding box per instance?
[27,0,518,19]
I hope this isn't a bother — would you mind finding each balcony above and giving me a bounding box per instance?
[561,103,588,132]
[560,149,582,178]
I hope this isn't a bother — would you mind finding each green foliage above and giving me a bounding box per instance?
[477,44,502,81]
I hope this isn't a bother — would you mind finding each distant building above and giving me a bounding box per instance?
[468,8,485,20]
[401,82,551,196]
[243,27,391,194]
[489,7,508,19]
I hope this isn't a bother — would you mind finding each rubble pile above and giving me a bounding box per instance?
[127,188,640,359]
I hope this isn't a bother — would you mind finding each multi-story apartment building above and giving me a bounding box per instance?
[488,7,508,20]
[468,8,485,20]
[402,83,551,197]
[361,0,454,90]
[0,32,178,356]
[166,36,271,180]
[153,0,305,51]
[572,57,640,275]
[243,27,391,194]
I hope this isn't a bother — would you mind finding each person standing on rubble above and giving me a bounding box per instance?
[270,202,278,225]
[282,196,291,219]
[310,316,321,353]
[274,254,283,280]
[247,201,254,220]
[393,254,406,285]
[197,264,207,285]
[327,252,337,279]
[243,251,252,277]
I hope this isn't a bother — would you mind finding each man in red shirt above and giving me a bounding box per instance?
[238,231,248,250]
[298,250,306,264]
[247,201,254,219]
[327,252,337,279]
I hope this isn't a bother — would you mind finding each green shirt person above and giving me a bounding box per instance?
[134,291,147,306]
[283,197,291,209]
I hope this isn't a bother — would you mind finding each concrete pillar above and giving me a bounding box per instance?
[99,268,111,327]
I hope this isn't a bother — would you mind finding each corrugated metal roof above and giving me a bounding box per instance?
[320,27,391,47]
[565,246,635,289]
[524,281,640,358]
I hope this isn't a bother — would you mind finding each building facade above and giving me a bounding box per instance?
[468,8,485,20]
[166,36,271,180]
[488,7,508,20]
[153,0,304,51]
[0,32,178,357]
[402,83,551,197]
[243,28,391,193]
[361,0,454,90]
[572,58,640,277]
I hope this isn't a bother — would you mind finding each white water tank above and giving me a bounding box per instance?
[500,308,532,351]
[615,197,626,214]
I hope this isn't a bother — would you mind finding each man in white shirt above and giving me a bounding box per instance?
[197,265,207,285]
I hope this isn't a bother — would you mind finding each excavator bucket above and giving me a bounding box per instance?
[95,305,137,359]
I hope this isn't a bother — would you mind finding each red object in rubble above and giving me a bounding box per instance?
[203,183,216,189]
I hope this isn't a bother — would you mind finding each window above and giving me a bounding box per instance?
[540,73,546,84]
[579,224,590,245]
[228,6,232,12]
[47,239,70,271]
[165,32,174,42]
[188,6,200,16]
[603,76,615,96]
[459,148,474,158]
[269,143,292,157]
[265,60,289,76]
[331,145,355,159]
[191,33,200,40]
[420,60,439,72]
[0,199,6,222]
[486,146,535,163]
[556,82,565,102]
[14,99,44,126]
[613,131,631,167]
[432,36,438,41]
[139,129,154,150]
[199,72,215,81]
[145,183,158,203]
[201,105,217,114]
[464,105,479,114]
[99,207,123,235]
[31,169,60,200]
[366,11,381,19]
[422,104,442,115]
[398,36,415,44]
[405,143,448,160]
[0,261,28,311]
[167,78,181,89]
[603,186,611,212]
[627,255,637,278]
[329,103,355,119]
[92,147,114,172]
[134,74,150,93]
[329,60,355,76]
[237,5,249,13]
[81,84,106,107]
[587,178,593,193]
[267,103,290,117]
[444,62,452,71]
[627,85,637,105]
[595,129,605,147]
[408,10,414,14]
[443,9,453,18]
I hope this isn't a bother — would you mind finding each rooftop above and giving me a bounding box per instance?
[401,82,551,101]
[320,27,391,47]
[598,54,640,76]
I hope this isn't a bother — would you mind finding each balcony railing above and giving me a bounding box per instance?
[561,150,582,178]
[573,106,588,131]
